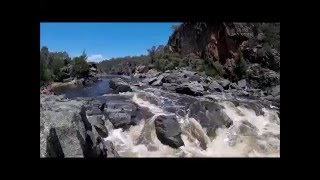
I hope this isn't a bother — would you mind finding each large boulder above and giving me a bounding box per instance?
[151,75,164,86]
[154,115,184,148]
[108,113,131,129]
[188,101,233,137]
[189,74,202,82]
[40,94,119,158]
[46,128,65,158]
[163,72,189,84]
[237,101,266,116]
[40,95,86,157]
[95,137,120,158]
[208,81,224,92]
[230,82,239,89]
[109,78,132,93]
[104,97,144,129]
[271,85,280,97]
[238,79,247,89]
[218,79,230,89]
[142,77,157,85]
[176,81,204,96]
[146,69,161,78]
[88,116,108,138]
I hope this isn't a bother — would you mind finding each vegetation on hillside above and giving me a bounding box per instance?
[40,46,90,85]
[97,55,151,73]
[41,23,279,84]
[252,23,280,51]
[97,44,226,78]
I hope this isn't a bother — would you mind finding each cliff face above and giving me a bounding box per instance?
[167,22,280,83]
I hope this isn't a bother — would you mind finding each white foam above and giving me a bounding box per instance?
[103,93,280,157]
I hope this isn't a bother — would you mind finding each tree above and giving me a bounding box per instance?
[147,46,156,64]
[40,53,48,81]
[40,46,49,58]
[72,51,90,78]
[234,52,247,80]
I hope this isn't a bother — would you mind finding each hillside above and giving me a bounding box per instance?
[99,22,280,90]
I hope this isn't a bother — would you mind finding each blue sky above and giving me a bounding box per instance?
[40,23,181,62]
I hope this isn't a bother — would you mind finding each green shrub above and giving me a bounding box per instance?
[257,23,280,51]
[165,62,175,70]
[212,62,224,76]
[204,65,218,77]
[72,51,90,78]
[40,52,52,81]
[234,53,247,80]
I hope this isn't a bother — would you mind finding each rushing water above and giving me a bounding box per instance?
[56,78,280,157]
[105,93,280,157]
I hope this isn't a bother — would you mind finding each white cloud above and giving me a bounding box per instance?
[88,54,105,62]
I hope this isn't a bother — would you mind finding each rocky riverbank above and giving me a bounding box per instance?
[40,94,120,157]
[41,67,280,157]
[41,62,103,93]
[131,67,280,110]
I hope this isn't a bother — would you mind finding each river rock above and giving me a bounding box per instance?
[237,101,265,116]
[142,77,157,85]
[40,94,119,158]
[230,83,239,89]
[189,74,202,82]
[238,79,247,89]
[176,81,204,96]
[109,78,132,93]
[88,116,108,138]
[95,137,119,158]
[46,127,65,158]
[271,85,280,96]
[146,69,161,78]
[188,101,233,137]
[208,81,224,92]
[108,113,131,129]
[151,75,164,86]
[136,93,161,106]
[162,83,178,91]
[154,115,184,149]
[218,79,231,89]
[40,95,86,157]
[238,120,258,136]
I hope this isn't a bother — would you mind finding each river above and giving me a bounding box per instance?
[53,77,280,157]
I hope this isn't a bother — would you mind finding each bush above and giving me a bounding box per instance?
[258,23,280,51]
[40,53,51,81]
[234,53,247,80]
[40,46,72,82]
[165,62,175,70]
[204,65,218,77]
[72,51,90,78]
[212,62,224,76]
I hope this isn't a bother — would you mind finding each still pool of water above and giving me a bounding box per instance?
[54,78,111,99]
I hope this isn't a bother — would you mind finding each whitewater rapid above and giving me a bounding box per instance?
[104,92,280,157]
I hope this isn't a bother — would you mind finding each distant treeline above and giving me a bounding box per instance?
[41,23,279,82]
[40,46,91,85]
